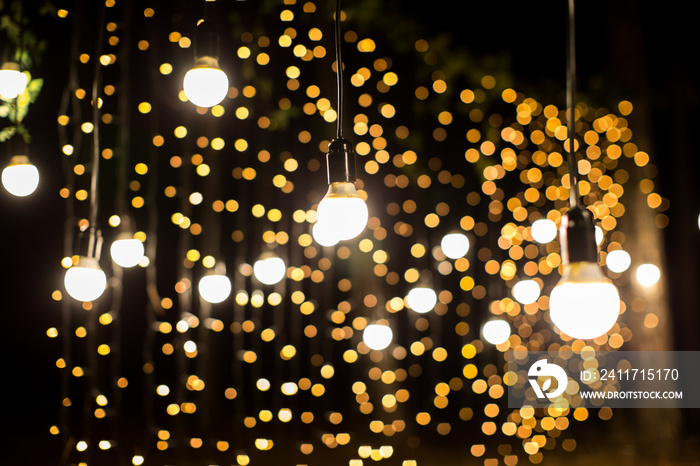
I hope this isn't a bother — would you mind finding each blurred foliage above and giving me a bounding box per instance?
[0,0,54,142]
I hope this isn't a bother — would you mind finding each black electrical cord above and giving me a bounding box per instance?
[334,0,343,139]
[88,0,107,256]
[566,0,580,209]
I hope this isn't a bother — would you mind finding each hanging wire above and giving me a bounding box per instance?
[566,0,580,209]
[334,0,344,138]
[88,0,107,256]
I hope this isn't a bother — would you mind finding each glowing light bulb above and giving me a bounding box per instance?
[549,206,620,340]
[482,319,511,345]
[550,262,620,340]
[198,274,232,303]
[64,257,107,302]
[0,62,28,100]
[636,263,660,287]
[253,255,286,285]
[440,232,470,259]
[594,225,604,245]
[183,57,228,107]
[316,182,368,241]
[110,234,144,268]
[531,219,558,244]
[2,155,39,197]
[512,279,540,305]
[362,323,393,351]
[312,220,340,247]
[406,287,437,314]
[606,250,631,273]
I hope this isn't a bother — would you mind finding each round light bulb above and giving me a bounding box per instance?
[253,256,287,285]
[183,57,229,108]
[406,287,437,314]
[312,220,340,247]
[440,232,470,259]
[198,274,232,304]
[531,219,558,244]
[363,323,393,351]
[606,250,631,273]
[549,262,620,340]
[512,279,540,305]
[2,155,39,197]
[316,182,368,241]
[636,263,661,287]
[110,236,144,268]
[482,320,511,345]
[0,62,28,100]
[64,257,107,302]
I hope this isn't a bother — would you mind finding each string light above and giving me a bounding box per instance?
[362,322,393,351]
[405,286,437,314]
[481,319,511,345]
[2,155,39,196]
[440,232,470,259]
[0,62,28,100]
[253,253,286,286]
[314,0,368,242]
[110,234,144,268]
[183,19,228,108]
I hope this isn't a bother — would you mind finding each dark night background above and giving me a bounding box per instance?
[2,0,699,464]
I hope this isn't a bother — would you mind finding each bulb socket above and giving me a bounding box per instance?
[325,137,356,184]
[194,21,219,60]
[559,205,598,265]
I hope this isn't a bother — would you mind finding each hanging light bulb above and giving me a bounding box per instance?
[2,155,39,197]
[635,263,661,287]
[549,207,620,340]
[314,1,369,242]
[549,0,620,341]
[406,286,437,314]
[183,21,229,108]
[440,232,470,259]
[253,253,287,285]
[0,62,28,100]
[198,273,232,304]
[64,256,107,302]
[605,249,631,273]
[512,279,540,305]
[481,319,511,345]
[312,220,340,247]
[110,233,144,268]
[531,219,558,244]
[316,180,368,241]
[362,322,393,351]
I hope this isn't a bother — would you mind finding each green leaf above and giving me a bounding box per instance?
[0,126,16,142]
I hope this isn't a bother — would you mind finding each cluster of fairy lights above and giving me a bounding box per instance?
[0,0,671,464]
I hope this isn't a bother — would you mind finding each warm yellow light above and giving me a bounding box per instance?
[440,232,469,259]
[549,262,620,339]
[0,62,28,99]
[481,320,511,345]
[183,56,229,107]
[406,287,437,314]
[110,235,144,268]
[512,279,540,305]
[64,257,107,302]
[2,155,39,197]
[362,323,393,351]
[253,255,286,285]
[531,219,557,243]
[316,182,368,241]
[198,274,232,303]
